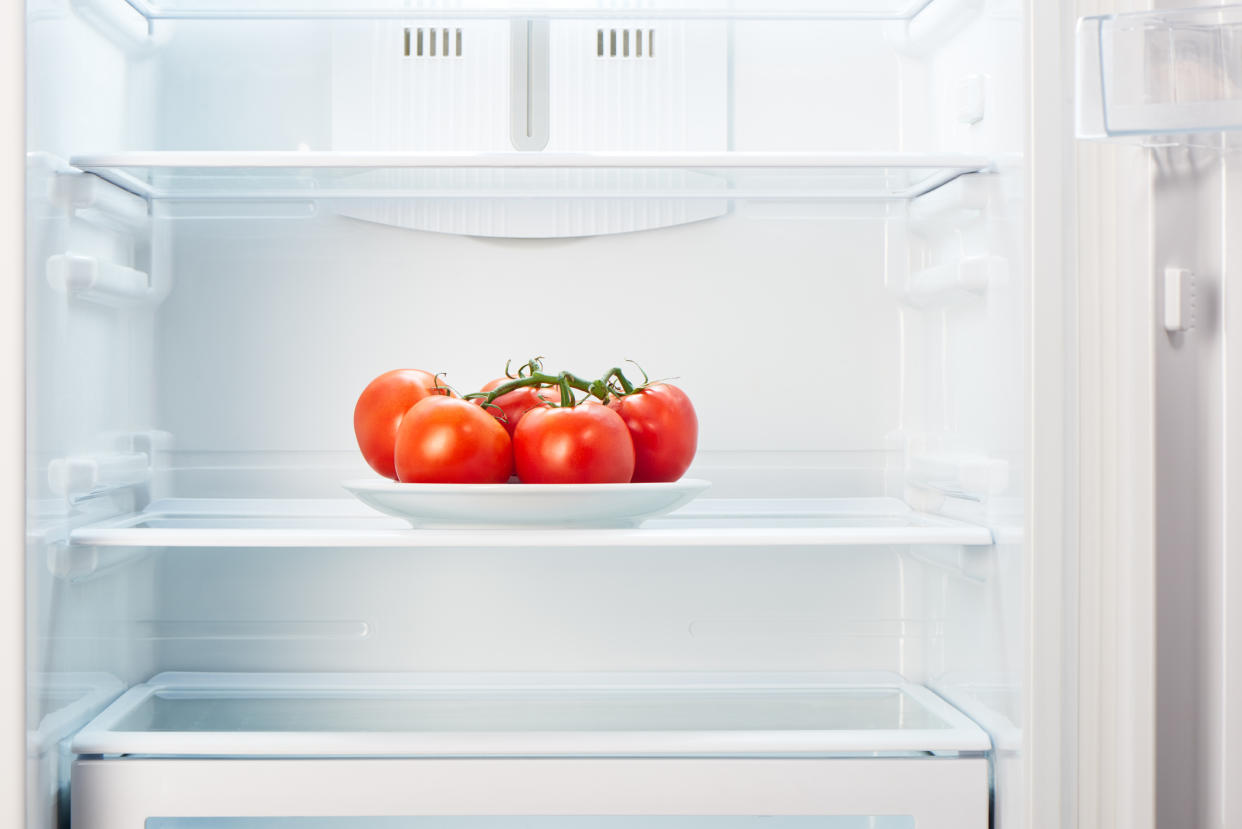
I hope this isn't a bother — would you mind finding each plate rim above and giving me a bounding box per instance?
[342,478,712,495]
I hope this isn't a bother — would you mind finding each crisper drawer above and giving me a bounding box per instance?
[72,759,988,829]
[69,673,990,829]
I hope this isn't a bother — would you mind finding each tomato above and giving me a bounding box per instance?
[354,369,452,480]
[608,383,698,482]
[394,396,513,484]
[474,378,562,437]
[514,404,635,484]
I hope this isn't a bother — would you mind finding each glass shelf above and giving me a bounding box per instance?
[1077,5,1242,138]
[117,0,939,21]
[71,671,992,757]
[146,820,919,829]
[69,152,991,202]
[66,496,996,548]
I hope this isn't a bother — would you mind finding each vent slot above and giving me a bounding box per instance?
[404,27,463,57]
[597,28,655,58]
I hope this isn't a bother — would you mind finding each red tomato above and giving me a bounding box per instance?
[354,368,452,480]
[394,396,513,484]
[474,379,562,437]
[514,404,635,484]
[608,383,698,482]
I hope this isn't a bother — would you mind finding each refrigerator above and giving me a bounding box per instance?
[7,0,1239,826]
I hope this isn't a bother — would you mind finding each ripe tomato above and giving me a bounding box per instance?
[474,378,562,437]
[394,396,513,484]
[514,404,635,484]
[354,369,452,480]
[608,383,698,482]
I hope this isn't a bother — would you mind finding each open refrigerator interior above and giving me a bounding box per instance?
[25,1,1031,828]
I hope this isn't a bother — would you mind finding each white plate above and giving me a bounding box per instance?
[342,479,711,529]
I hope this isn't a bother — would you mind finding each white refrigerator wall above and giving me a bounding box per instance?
[23,0,1028,826]
[26,5,162,828]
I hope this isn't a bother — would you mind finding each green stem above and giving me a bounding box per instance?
[602,366,636,395]
[464,371,596,407]
[463,364,643,407]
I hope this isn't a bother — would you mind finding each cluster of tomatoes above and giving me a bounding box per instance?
[353,360,698,485]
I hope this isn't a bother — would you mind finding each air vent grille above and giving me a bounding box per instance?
[597,28,655,58]
[404,27,463,57]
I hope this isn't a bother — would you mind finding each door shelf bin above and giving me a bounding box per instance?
[1077,5,1242,138]
[70,673,990,829]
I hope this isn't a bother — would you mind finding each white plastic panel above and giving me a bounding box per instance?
[72,757,988,829]
[123,15,959,157]
[330,20,727,153]
[330,21,510,154]
[70,671,991,756]
[128,14,941,160]
[1077,5,1242,138]
[326,16,729,234]
[326,182,729,237]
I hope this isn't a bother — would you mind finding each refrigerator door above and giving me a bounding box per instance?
[3,0,26,822]
[1074,2,1242,828]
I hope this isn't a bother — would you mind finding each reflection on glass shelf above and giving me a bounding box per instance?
[68,152,991,202]
[1077,5,1242,138]
[119,688,949,734]
[148,819,916,829]
[70,671,992,757]
[119,0,937,21]
[65,497,995,548]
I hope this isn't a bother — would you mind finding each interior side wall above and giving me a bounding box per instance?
[26,3,160,828]
[26,0,160,702]
[912,4,1025,828]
